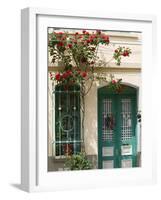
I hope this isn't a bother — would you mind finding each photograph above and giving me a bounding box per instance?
[47,28,142,171]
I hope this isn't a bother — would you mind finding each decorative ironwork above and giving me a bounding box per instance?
[54,85,81,156]
[121,99,132,141]
[60,114,74,132]
[102,99,114,141]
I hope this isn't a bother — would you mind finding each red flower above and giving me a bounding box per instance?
[123,51,129,56]
[82,71,87,78]
[106,35,109,40]
[68,44,72,48]
[86,39,90,43]
[62,72,68,79]
[62,71,72,79]
[105,38,109,43]
[102,35,109,43]
[57,42,63,47]
[112,80,117,84]
[55,73,61,81]
[66,70,72,76]
[90,35,96,40]
[75,32,78,35]
[82,30,86,34]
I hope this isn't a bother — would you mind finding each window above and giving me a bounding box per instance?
[54,85,81,156]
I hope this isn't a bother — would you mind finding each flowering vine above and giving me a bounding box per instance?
[48,30,132,92]
[113,46,132,65]
[48,30,132,156]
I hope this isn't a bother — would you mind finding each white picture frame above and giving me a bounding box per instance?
[21,7,157,192]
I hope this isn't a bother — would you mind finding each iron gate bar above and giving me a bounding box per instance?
[58,87,62,156]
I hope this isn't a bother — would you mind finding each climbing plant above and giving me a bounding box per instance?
[48,29,132,155]
[48,30,131,90]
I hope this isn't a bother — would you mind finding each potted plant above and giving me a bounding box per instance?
[64,152,92,170]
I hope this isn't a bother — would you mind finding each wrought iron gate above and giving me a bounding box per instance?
[53,85,81,157]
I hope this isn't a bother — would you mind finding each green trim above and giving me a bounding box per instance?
[98,84,137,95]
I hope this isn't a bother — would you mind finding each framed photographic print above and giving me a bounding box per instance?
[21,7,156,192]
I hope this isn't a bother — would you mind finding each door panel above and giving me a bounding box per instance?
[102,99,115,143]
[102,147,114,157]
[119,96,137,168]
[121,159,133,168]
[103,160,114,169]
[121,98,133,141]
[99,98,116,169]
[98,93,137,169]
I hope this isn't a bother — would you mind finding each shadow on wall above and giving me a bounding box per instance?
[84,82,98,156]
[48,80,54,156]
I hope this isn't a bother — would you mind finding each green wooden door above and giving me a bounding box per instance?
[98,86,137,169]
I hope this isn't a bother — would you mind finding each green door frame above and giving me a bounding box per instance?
[98,85,137,169]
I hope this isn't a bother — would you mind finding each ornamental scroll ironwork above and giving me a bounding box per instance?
[60,114,74,133]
